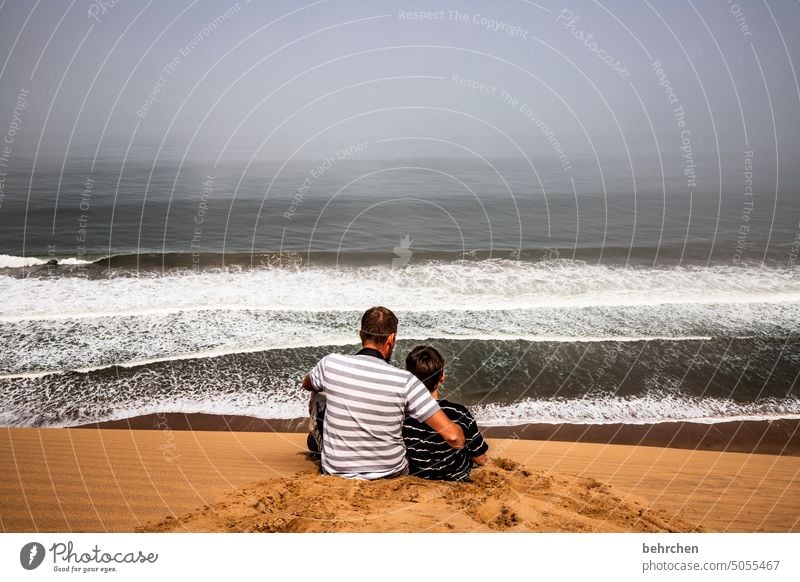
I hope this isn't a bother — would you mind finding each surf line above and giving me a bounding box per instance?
[0,334,739,381]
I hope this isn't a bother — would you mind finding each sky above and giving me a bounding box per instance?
[0,0,798,189]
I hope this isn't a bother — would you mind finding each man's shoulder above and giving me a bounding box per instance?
[318,352,346,365]
[320,353,414,380]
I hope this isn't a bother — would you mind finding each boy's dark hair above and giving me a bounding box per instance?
[405,345,445,392]
[359,306,398,346]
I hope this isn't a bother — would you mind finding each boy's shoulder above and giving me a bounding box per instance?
[438,399,474,419]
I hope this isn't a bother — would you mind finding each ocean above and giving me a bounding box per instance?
[1,157,799,428]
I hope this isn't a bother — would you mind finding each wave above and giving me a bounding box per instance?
[0,397,309,429]
[0,334,724,380]
[2,259,799,322]
[0,254,94,268]
[1,338,797,428]
[4,241,797,272]
[473,394,800,425]
[4,391,799,429]
[0,248,708,272]
[1,302,797,375]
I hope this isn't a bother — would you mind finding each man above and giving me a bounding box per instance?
[302,306,465,479]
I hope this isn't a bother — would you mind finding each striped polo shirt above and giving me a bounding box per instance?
[308,350,441,479]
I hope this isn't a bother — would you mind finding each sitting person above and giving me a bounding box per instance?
[402,345,488,481]
[302,307,465,479]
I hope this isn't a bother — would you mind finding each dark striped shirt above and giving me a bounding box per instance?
[403,399,489,482]
[308,353,440,479]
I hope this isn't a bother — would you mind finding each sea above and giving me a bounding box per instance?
[1,156,799,428]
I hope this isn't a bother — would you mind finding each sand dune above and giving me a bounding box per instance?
[140,457,699,533]
[1,428,797,533]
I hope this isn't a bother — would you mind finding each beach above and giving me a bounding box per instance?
[2,421,798,533]
[2,4,800,574]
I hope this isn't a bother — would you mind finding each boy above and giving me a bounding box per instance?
[402,345,488,481]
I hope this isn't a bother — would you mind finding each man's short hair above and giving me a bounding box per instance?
[405,345,445,392]
[359,306,398,346]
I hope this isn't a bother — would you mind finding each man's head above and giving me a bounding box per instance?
[405,345,445,393]
[359,306,398,359]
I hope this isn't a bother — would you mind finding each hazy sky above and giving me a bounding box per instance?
[0,0,798,186]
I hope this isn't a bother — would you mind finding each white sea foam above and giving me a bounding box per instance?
[0,333,722,380]
[473,394,800,426]
[2,299,796,376]
[64,400,309,429]
[1,260,798,321]
[0,255,46,268]
[9,394,800,428]
[0,254,92,269]
[1,260,797,376]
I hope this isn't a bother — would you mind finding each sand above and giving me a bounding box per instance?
[1,427,798,533]
[83,414,800,456]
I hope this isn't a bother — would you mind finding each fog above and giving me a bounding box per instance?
[0,0,798,190]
